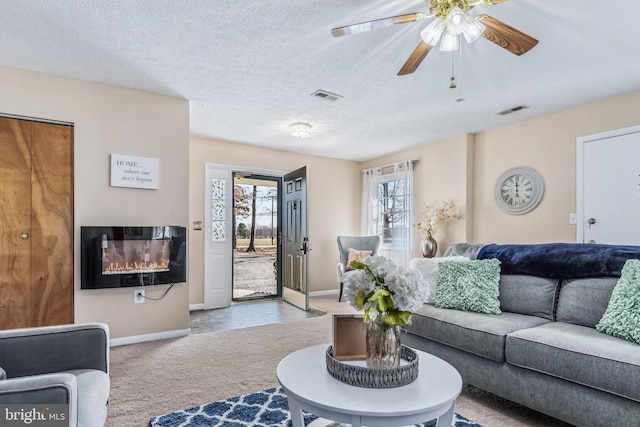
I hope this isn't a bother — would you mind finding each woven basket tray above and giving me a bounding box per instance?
[325,345,419,388]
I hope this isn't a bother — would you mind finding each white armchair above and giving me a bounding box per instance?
[337,235,381,301]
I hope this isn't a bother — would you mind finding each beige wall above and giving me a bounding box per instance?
[0,66,190,339]
[189,137,361,303]
[365,90,640,251]
[472,90,640,244]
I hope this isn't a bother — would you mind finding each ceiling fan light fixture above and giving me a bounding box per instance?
[289,122,312,138]
[420,18,446,46]
[446,7,466,35]
[462,17,485,43]
[439,31,460,51]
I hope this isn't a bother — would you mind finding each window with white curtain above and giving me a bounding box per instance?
[362,161,414,267]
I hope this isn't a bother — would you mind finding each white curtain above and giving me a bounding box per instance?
[361,161,414,267]
[361,167,382,236]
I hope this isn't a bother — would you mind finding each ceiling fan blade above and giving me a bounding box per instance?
[398,41,433,76]
[477,14,538,56]
[332,12,428,37]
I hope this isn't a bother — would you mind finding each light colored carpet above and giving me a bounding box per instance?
[106,295,571,427]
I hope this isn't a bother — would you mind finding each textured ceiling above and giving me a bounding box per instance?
[1,1,639,161]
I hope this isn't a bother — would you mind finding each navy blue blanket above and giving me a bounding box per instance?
[476,243,640,279]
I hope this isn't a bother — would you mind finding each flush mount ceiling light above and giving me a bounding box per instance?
[289,122,312,138]
[332,0,538,76]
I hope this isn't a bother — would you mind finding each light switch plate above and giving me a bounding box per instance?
[569,213,577,225]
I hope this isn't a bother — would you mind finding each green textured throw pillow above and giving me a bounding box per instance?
[435,259,502,314]
[596,259,640,345]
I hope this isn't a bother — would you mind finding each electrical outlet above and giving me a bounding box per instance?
[134,289,145,304]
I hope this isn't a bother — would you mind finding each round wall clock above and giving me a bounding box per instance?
[495,167,544,215]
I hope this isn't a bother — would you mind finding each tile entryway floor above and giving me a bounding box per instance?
[189,299,327,334]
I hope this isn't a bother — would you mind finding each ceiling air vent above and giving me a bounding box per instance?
[497,105,529,116]
[311,90,343,102]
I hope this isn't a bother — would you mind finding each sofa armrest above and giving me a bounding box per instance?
[0,373,78,426]
[0,323,109,378]
[0,372,76,403]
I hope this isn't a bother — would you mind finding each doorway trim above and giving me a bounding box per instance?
[576,124,640,243]
[0,113,73,127]
[204,163,286,310]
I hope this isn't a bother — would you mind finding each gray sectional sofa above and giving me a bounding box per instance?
[403,243,640,427]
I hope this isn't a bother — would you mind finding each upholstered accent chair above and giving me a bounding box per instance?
[0,323,110,427]
[337,235,381,302]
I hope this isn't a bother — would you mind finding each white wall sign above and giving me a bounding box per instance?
[110,154,159,189]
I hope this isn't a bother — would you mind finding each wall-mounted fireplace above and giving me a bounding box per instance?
[81,226,186,289]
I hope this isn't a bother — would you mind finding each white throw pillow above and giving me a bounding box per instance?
[409,256,469,304]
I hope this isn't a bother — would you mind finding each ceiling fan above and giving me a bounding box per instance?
[332,0,538,76]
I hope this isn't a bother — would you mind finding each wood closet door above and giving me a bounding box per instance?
[0,118,73,329]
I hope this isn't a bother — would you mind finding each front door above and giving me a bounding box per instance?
[282,167,309,311]
[232,172,281,301]
[0,117,74,329]
[577,125,640,245]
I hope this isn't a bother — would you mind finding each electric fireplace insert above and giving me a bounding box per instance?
[80,226,186,289]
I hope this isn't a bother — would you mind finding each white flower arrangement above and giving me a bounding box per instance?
[342,256,427,327]
[415,200,461,236]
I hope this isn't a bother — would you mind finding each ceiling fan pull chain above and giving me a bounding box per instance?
[450,53,457,89]
[451,48,466,103]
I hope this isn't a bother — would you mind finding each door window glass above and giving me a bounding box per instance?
[211,178,226,241]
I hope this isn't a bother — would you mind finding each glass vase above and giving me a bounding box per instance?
[366,320,401,368]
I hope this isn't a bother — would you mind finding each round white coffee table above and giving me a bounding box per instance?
[277,344,462,427]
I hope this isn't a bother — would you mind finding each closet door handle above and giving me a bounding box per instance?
[20,232,30,240]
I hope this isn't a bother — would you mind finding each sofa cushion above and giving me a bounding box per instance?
[409,256,468,303]
[435,259,502,315]
[556,277,617,328]
[506,322,640,402]
[405,304,550,362]
[498,275,559,320]
[65,369,110,427]
[596,259,640,345]
[0,367,5,380]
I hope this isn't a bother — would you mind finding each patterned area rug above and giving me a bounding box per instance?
[149,386,483,427]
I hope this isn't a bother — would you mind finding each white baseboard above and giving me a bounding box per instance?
[189,303,205,311]
[110,328,191,347]
[309,289,339,297]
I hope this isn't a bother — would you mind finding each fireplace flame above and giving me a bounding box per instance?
[102,259,170,275]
